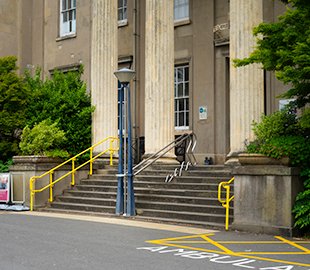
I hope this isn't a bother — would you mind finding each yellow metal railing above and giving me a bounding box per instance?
[218,177,234,230]
[29,137,119,211]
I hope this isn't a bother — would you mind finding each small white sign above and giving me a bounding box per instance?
[199,106,207,120]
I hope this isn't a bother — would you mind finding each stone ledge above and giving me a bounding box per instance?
[233,166,301,176]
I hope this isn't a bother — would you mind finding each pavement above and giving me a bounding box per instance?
[1,210,309,270]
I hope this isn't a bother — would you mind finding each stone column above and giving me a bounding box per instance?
[226,0,264,165]
[91,0,118,155]
[144,0,177,163]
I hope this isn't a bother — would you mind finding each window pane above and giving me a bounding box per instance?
[174,84,177,97]
[185,67,189,81]
[179,99,184,111]
[73,0,76,8]
[63,21,69,33]
[118,0,123,8]
[68,0,71,9]
[179,5,185,18]
[118,10,123,21]
[185,3,189,17]
[179,112,184,126]
[186,98,189,110]
[175,99,178,111]
[174,7,178,20]
[179,0,186,5]
[73,10,76,19]
[186,112,189,126]
[124,0,127,6]
[69,10,72,20]
[175,113,178,127]
[178,84,183,97]
[177,69,183,82]
[72,20,76,32]
[62,0,66,11]
[123,8,127,20]
[63,12,68,22]
[185,82,189,96]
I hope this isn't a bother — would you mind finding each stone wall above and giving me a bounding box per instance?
[232,165,303,237]
[9,156,90,209]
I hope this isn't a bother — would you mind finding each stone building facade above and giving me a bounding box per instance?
[0,0,290,164]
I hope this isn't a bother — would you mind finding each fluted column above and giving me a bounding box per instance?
[144,0,177,163]
[226,0,264,165]
[91,0,118,154]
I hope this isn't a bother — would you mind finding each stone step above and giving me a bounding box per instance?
[135,200,233,215]
[57,190,232,208]
[100,164,231,172]
[88,175,233,184]
[133,187,227,197]
[70,185,228,199]
[48,201,116,213]
[80,179,229,191]
[135,208,233,224]
[55,196,116,207]
[134,193,226,206]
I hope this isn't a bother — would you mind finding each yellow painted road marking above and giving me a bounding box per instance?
[275,236,310,253]
[201,234,235,255]
[147,234,310,267]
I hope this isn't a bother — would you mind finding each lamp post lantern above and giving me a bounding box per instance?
[114,68,136,216]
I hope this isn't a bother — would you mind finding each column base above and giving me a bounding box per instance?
[224,151,242,166]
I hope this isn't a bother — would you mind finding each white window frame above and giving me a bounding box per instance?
[118,0,127,24]
[174,65,190,131]
[174,0,189,23]
[60,0,76,37]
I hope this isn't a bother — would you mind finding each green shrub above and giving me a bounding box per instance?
[252,109,301,142]
[0,56,30,160]
[0,158,13,173]
[19,120,69,159]
[24,65,95,160]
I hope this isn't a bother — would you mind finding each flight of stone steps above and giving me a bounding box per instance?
[41,164,234,228]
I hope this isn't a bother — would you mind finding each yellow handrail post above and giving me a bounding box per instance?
[225,184,230,231]
[89,147,93,175]
[30,178,34,211]
[110,139,115,165]
[218,177,234,231]
[49,171,54,202]
[71,158,76,186]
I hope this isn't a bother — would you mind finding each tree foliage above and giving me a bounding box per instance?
[24,65,95,159]
[233,0,310,127]
[20,120,68,158]
[0,56,30,160]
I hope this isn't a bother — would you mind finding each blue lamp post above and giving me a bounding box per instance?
[114,68,136,216]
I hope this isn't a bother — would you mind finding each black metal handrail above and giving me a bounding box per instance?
[132,133,197,176]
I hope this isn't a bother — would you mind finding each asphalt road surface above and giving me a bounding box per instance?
[1,211,310,270]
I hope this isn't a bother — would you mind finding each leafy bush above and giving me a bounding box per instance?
[24,65,95,160]
[19,120,69,159]
[0,56,30,160]
[246,110,310,230]
[0,158,13,173]
[252,109,301,142]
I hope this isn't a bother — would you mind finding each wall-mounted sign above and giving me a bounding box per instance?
[0,173,10,203]
[199,106,207,120]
